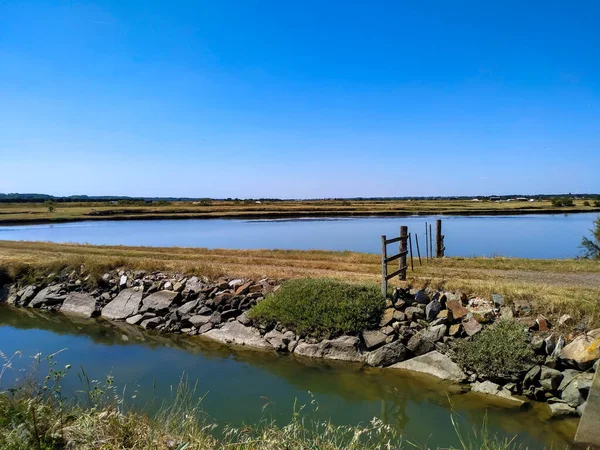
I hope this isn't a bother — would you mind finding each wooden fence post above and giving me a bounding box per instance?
[429,223,433,260]
[415,234,422,265]
[400,226,408,280]
[436,219,443,258]
[425,222,429,260]
[381,235,388,297]
[408,232,414,271]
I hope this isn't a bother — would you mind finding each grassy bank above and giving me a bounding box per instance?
[1,198,599,225]
[1,240,599,327]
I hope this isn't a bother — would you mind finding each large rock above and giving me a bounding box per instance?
[561,329,600,369]
[407,325,447,356]
[60,293,97,318]
[463,318,482,336]
[203,321,272,350]
[390,350,466,382]
[294,336,364,362]
[561,372,594,407]
[366,341,408,367]
[549,402,578,418]
[28,285,66,308]
[361,330,387,350]
[17,285,38,306]
[471,380,527,407]
[101,289,143,320]
[189,315,211,327]
[425,301,441,321]
[140,290,180,313]
[414,290,430,305]
[539,366,563,392]
[446,299,469,320]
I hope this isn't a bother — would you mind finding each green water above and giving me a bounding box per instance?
[0,305,577,448]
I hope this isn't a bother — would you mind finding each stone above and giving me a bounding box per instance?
[425,301,441,321]
[513,299,532,315]
[540,366,564,391]
[537,315,551,332]
[265,329,287,351]
[60,293,97,318]
[126,314,144,325]
[177,300,199,316]
[185,277,204,293]
[523,365,542,388]
[294,336,364,362]
[197,306,212,315]
[28,285,67,308]
[449,324,462,337]
[561,329,600,369]
[18,285,37,306]
[472,308,494,324]
[380,308,396,327]
[198,323,213,334]
[549,402,577,418]
[404,306,424,321]
[141,317,162,330]
[436,309,451,321]
[492,293,504,307]
[203,321,272,350]
[407,325,447,356]
[237,311,251,326]
[209,311,222,325]
[393,310,406,321]
[414,290,429,305]
[366,341,408,367]
[234,281,253,296]
[362,330,387,350]
[391,351,466,382]
[189,315,211,327]
[471,381,527,406]
[558,314,574,326]
[463,318,482,336]
[119,275,128,289]
[446,300,469,320]
[140,290,180,313]
[101,289,143,320]
[500,306,514,320]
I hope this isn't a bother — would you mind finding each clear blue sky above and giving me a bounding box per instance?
[1,1,599,198]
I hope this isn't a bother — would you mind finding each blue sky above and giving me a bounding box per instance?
[1,1,599,198]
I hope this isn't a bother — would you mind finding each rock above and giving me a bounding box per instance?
[126,314,144,325]
[472,308,494,324]
[366,341,408,367]
[436,309,451,321]
[209,311,222,325]
[185,277,204,293]
[390,351,466,382]
[177,300,199,316]
[549,402,577,418]
[446,300,469,320]
[449,324,462,337]
[163,281,173,290]
[294,336,364,362]
[523,365,542,388]
[203,321,272,350]
[197,306,212,315]
[404,306,424,321]
[101,289,143,320]
[362,330,388,350]
[393,311,406,321]
[500,306,514,320]
[265,329,287,351]
[141,317,162,330]
[380,308,396,327]
[140,290,180,313]
[407,325,447,356]
[540,366,564,391]
[492,294,504,307]
[560,372,594,407]
[471,380,527,406]
[463,318,482,336]
[189,315,211,327]
[558,314,574,326]
[119,275,128,289]
[537,315,551,332]
[28,285,66,308]
[17,285,37,306]
[237,311,251,326]
[560,329,600,369]
[198,323,213,334]
[425,301,441,321]
[234,281,253,296]
[60,293,97,318]
[414,290,430,305]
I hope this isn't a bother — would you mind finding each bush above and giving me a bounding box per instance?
[584,200,591,206]
[594,200,600,207]
[453,320,537,382]
[551,197,574,207]
[249,278,385,338]
[581,216,600,259]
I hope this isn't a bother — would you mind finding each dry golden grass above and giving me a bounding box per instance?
[1,240,599,326]
[1,198,599,224]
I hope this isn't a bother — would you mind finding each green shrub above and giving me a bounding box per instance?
[584,200,591,206]
[249,278,385,338]
[594,200,600,207]
[551,197,574,207]
[454,320,537,382]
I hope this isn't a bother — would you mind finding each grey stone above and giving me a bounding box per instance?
[203,321,272,350]
[540,366,564,391]
[362,330,387,350]
[140,290,180,313]
[549,402,577,418]
[294,336,364,362]
[492,293,504,307]
[141,317,162,330]
[407,325,447,356]
[425,301,441,321]
[380,308,396,327]
[523,365,542,387]
[391,351,466,382]
[237,311,251,326]
[575,370,600,446]
[119,275,128,289]
[404,306,424,321]
[414,290,430,305]
[28,285,66,308]
[126,314,144,325]
[366,341,408,367]
[18,285,37,306]
[561,329,600,370]
[177,300,199,316]
[463,318,482,336]
[189,315,211,327]
[500,306,514,320]
[265,329,287,351]
[198,323,213,334]
[60,293,97,318]
[471,380,527,407]
[101,289,143,320]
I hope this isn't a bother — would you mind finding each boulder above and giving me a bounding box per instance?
[463,318,482,336]
[407,325,447,356]
[472,308,494,324]
[404,306,424,321]
[126,314,144,325]
[265,329,287,351]
[492,294,504,307]
[141,317,162,330]
[539,366,564,391]
[60,293,97,318]
[17,285,37,306]
[523,365,542,388]
[203,321,272,350]
[362,330,387,350]
[560,329,600,369]
[185,277,204,293]
[101,289,143,320]
[366,341,408,367]
[414,290,430,305]
[237,311,252,326]
[380,308,396,327]
[471,381,527,407]
[561,372,594,407]
[177,300,199,316]
[28,285,66,308]
[390,351,466,382]
[189,315,211,327]
[549,402,577,418]
[425,301,441,321]
[446,300,469,320]
[140,290,180,313]
[294,336,364,362]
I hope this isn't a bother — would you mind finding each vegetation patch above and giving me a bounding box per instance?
[453,320,538,382]
[249,278,385,338]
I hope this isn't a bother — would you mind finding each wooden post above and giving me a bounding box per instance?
[429,224,433,260]
[381,235,387,297]
[415,233,422,266]
[435,219,443,258]
[400,226,408,280]
[408,232,414,271]
[425,222,429,260]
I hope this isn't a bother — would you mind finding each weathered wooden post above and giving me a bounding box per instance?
[415,234,422,266]
[400,226,408,280]
[381,235,388,297]
[429,223,433,260]
[408,232,414,271]
[435,219,444,258]
[425,222,429,260]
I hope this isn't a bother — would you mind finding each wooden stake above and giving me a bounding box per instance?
[429,224,433,260]
[408,232,414,271]
[436,219,443,258]
[381,235,387,297]
[400,226,408,280]
[425,222,429,260]
[415,233,422,266]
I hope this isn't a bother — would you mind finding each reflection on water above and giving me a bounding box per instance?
[0,306,577,448]
[0,213,598,258]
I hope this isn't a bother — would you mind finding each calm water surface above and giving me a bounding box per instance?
[0,306,577,448]
[0,213,598,258]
